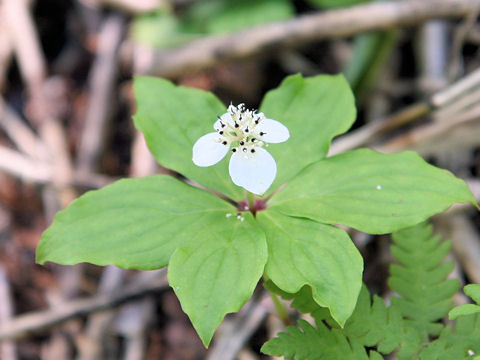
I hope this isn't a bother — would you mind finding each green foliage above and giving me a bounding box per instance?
[183,0,293,35]
[260,73,356,189]
[449,284,480,320]
[131,0,294,48]
[257,210,363,326]
[262,222,480,359]
[262,318,372,360]
[38,74,477,349]
[419,313,480,359]
[130,11,195,49]
[269,149,477,234]
[343,31,398,98]
[36,175,235,270]
[168,212,267,346]
[133,77,242,200]
[389,223,459,339]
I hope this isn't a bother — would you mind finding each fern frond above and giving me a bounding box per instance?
[419,313,480,359]
[261,318,371,360]
[449,284,480,320]
[420,284,480,359]
[388,222,460,338]
[262,222,470,360]
[262,285,422,359]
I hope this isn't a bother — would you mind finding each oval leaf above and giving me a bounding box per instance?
[168,212,267,346]
[257,210,363,326]
[37,175,235,270]
[133,76,242,200]
[259,73,356,189]
[270,149,477,234]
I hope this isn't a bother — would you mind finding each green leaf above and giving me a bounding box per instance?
[265,280,331,318]
[183,0,293,35]
[257,210,363,326]
[420,314,480,359]
[37,175,234,270]
[270,148,477,234]
[259,73,356,189]
[465,284,480,304]
[343,31,398,99]
[133,76,242,200]
[168,212,267,346]
[262,285,422,360]
[261,319,370,360]
[389,222,460,338]
[306,0,370,9]
[449,284,480,320]
[449,304,480,320]
[342,285,422,358]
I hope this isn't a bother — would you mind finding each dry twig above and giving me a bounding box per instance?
[0,266,17,360]
[77,14,126,175]
[0,270,168,342]
[0,97,49,161]
[330,66,480,155]
[207,294,269,360]
[136,0,480,77]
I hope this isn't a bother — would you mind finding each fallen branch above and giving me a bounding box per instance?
[329,66,480,155]
[0,270,168,341]
[77,14,125,175]
[138,0,480,77]
[0,146,52,183]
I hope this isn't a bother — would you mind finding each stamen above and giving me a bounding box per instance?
[242,148,247,152]
[222,141,227,145]
[232,148,237,152]
[259,131,266,136]
[250,149,255,153]
[240,141,244,145]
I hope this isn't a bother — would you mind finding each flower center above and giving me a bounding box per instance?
[215,104,267,156]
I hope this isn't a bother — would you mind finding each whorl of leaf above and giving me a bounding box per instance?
[388,222,460,338]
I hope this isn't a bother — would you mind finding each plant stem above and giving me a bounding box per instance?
[247,191,255,212]
[267,288,291,327]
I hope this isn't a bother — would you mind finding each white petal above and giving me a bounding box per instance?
[256,118,290,143]
[229,148,276,195]
[192,133,229,167]
[214,112,233,130]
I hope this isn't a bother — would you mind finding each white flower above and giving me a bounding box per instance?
[192,103,289,195]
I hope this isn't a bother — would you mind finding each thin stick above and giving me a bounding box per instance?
[0,270,168,342]
[83,0,166,14]
[380,103,480,153]
[206,294,269,360]
[77,14,125,174]
[138,0,480,77]
[329,103,430,156]
[0,146,52,183]
[0,266,17,360]
[330,67,480,155]
[0,97,49,160]
[0,6,12,92]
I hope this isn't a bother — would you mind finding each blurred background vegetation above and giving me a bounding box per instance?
[0,0,480,359]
